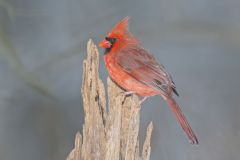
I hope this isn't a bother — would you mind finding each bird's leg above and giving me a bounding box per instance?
[131,96,149,117]
[140,96,148,105]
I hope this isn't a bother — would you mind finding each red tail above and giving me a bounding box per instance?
[166,98,199,144]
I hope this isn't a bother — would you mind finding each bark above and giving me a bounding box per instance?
[66,39,153,160]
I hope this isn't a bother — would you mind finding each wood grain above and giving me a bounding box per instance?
[66,39,153,160]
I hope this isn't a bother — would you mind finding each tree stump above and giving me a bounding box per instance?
[66,39,153,160]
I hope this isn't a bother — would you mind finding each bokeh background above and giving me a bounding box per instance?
[0,0,240,159]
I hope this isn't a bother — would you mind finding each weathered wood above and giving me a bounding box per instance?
[66,39,153,160]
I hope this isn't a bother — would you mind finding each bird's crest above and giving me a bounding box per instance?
[107,16,130,37]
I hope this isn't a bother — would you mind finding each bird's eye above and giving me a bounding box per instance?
[105,37,117,44]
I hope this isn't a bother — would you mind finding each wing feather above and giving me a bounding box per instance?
[116,46,178,96]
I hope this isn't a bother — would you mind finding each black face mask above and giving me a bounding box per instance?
[104,37,117,54]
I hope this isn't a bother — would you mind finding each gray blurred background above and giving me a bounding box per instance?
[0,0,240,159]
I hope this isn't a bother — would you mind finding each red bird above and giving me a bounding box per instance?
[99,17,198,144]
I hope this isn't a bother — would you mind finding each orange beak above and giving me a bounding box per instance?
[99,40,111,49]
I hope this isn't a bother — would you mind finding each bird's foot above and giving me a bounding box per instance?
[118,91,135,97]
[123,91,135,96]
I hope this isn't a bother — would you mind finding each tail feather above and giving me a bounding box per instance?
[166,98,199,144]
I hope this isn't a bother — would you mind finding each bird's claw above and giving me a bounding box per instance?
[117,91,135,97]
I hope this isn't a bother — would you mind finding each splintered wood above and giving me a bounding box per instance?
[66,40,153,160]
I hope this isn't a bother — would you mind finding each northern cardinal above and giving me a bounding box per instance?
[99,17,198,144]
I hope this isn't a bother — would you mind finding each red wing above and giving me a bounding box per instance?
[116,46,178,96]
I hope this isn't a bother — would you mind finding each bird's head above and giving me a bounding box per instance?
[99,16,138,53]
